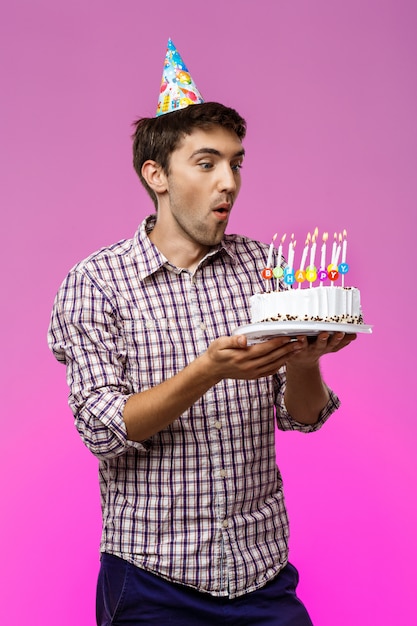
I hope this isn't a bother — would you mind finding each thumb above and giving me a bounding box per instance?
[234,334,248,348]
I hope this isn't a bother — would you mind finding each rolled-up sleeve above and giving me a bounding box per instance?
[274,369,341,433]
[48,269,148,459]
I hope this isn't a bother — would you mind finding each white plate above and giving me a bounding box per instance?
[232,321,373,344]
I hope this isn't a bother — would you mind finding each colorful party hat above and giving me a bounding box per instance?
[156,38,204,116]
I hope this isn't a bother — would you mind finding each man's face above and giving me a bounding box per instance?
[162,125,245,248]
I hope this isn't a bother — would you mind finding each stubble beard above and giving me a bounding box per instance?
[169,194,228,249]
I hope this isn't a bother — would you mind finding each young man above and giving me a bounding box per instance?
[48,44,355,626]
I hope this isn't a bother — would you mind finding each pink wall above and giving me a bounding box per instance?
[1,1,416,624]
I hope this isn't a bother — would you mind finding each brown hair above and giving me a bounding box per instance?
[132,102,246,207]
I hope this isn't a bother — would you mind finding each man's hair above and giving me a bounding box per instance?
[132,102,247,208]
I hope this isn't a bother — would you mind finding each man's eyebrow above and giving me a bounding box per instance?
[189,147,245,159]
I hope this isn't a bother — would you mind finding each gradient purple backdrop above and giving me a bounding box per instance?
[1,1,416,624]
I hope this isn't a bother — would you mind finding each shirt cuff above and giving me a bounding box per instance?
[276,386,340,433]
[75,392,152,457]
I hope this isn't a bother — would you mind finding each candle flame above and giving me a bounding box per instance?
[272,233,277,242]
[312,227,318,242]
[305,232,311,246]
[323,232,328,243]
[343,229,347,239]
[281,233,287,244]
[339,232,343,243]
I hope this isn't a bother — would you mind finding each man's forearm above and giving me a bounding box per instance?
[123,352,221,442]
[284,360,330,425]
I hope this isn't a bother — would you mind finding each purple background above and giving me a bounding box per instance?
[1,1,416,624]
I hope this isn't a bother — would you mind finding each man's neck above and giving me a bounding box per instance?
[148,223,210,272]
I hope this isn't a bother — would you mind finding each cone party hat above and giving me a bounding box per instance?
[156,38,204,116]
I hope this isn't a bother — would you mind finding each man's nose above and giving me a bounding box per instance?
[217,163,238,194]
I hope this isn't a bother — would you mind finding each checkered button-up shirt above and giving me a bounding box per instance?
[48,215,340,598]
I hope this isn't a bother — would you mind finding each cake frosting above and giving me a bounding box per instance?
[250,286,363,324]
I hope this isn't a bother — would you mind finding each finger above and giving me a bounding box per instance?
[243,336,295,357]
[327,332,345,350]
[236,339,302,375]
[317,332,357,353]
[330,333,357,352]
[305,332,330,354]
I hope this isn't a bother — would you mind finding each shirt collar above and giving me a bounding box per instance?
[131,215,237,281]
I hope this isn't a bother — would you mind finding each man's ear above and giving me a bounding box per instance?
[141,160,168,194]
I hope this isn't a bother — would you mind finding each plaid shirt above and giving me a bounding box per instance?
[48,215,339,598]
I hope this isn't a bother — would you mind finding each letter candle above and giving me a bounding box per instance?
[275,233,286,291]
[341,230,347,263]
[263,228,348,291]
[298,233,310,289]
[320,232,328,286]
[266,233,277,291]
[341,229,348,287]
[334,232,342,267]
[308,227,318,287]
[289,234,295,267]
[287,234,292,258]
[286,236,296,289]
[266,233,277,268]
[331,232,338,266]
[329,232,342,287]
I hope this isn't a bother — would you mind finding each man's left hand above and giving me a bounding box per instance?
[287,332,357,367]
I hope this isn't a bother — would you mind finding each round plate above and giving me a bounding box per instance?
[232,321,373,344]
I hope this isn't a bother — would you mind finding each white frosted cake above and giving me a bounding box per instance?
[250,286,363,324]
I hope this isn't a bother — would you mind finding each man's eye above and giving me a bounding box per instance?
[231,163,243,172]
[199,162,213,170]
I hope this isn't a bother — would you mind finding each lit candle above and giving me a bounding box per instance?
[308,227,318,287]
[266,233,277,269]
[287,237,296,289]
[331,232,338,266]
[289,236,295,268]
[275,233,286,291]
[334,232,342,267]
[298,233,310,289]
[266,233,277,292]
[341,229,348,287]
[329,233,342,287]
[276,233,286,270]
[300,233,310,271]
[342,229,347,263]
[320,232,328,286]
[287,234,294,267]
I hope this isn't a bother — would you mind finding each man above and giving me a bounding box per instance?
[48,42,355,625]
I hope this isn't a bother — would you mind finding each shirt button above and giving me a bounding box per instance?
[199,322,206,331]
[145,320,154,329]
[222,519,229,529]
[219,469,227,478]
[214,421,222,429]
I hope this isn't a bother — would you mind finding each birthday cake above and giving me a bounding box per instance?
[250,286,363,324]
[250,229,365,326]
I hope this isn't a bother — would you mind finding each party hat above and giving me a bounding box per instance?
[156,38,204,116]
